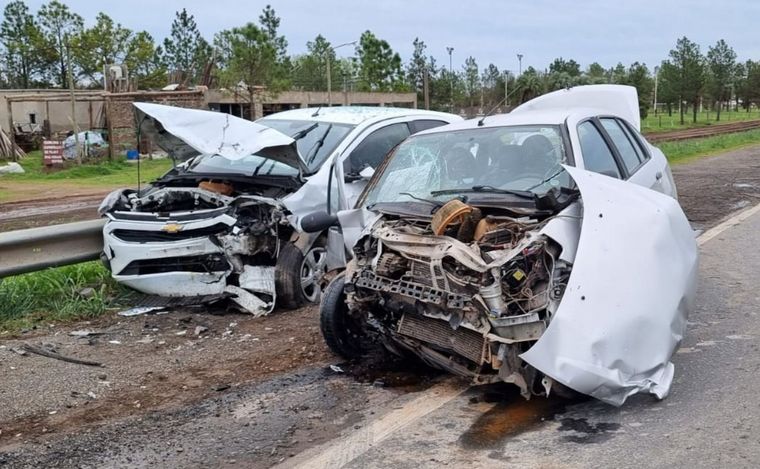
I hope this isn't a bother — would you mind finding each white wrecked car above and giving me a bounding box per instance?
[308,85,698,406]
[99,104,460,314]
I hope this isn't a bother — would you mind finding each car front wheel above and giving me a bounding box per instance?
[276,241,327,309]
[320,274,365,358]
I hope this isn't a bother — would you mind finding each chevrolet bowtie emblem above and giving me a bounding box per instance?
[161,223,183,233]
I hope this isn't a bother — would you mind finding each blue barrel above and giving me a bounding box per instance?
[126,150,139,160]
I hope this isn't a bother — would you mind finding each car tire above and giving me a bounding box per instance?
[276,241,327,309]
[320,274,364,359]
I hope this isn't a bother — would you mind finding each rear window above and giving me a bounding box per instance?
[578,121,622,179]
[409,120,449,133]
[600,118,642,173]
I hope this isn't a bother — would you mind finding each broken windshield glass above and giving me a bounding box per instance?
[361,125,570,208]
[259,119,354,172]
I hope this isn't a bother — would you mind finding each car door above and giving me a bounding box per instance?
[597,117,671,195]
[334,118,452,211]
[576,117,671,196]
[576,119,624,179]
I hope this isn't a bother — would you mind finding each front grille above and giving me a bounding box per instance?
[112,223,230,242]
[356,270,470,309]
[118,254,229,276]
[397,314,485,364]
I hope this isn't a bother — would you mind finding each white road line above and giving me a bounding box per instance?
[697,201,760,245]
[280,200,760,469]
[275,379,467,469]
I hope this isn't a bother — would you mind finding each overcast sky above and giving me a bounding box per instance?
[21,0,760,73]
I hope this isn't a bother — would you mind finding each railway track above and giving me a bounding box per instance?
[645,119,760,142]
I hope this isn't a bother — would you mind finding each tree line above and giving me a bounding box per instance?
[1,0,756,122]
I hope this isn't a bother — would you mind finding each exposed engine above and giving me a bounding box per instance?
[100,180,302,315]
[343,199,575,398]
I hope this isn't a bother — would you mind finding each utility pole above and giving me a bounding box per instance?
[504,70,510,108]
[326,54,332,106]
[517,54,523,76]
[65,33,81,165]
[653,65,660,116]
[326,40,357,107]
[447,46,454,113]
[423,66,430,110]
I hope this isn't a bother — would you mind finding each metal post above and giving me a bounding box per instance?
[447,47,454,113]
[105,96,113,160]
[504,70,509,108]
[326,54,332,106]
[517,54,523,76]
[423,67,430,110]
[326,41,357,108]
[653,65,659,116]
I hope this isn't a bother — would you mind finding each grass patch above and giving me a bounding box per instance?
[4,151,172,188]
[657,129,760,164]
[0,262,129,332]
[643,109,760,133]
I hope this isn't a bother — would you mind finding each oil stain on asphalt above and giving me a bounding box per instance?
[459,385,619,449]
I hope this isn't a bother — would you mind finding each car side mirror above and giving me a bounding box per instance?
[359,166,375,180]
[300,211,339,233]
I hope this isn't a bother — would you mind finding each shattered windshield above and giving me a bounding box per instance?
[361,125,571,207]
[259,119,354,172]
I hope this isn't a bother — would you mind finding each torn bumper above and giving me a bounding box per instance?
[103,214,235,296]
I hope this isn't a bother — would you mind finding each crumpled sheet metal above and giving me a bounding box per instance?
[520,167,698,406]
[132,102,303,170]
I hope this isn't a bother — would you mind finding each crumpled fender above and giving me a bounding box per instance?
[520,167,698,406]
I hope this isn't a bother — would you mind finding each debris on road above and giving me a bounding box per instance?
[117,306,165,317]
[68,330,105,338]
[21,344,103,367]
[329,365,344,373]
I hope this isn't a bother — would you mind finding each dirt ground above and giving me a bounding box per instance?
[0,183,108,232]
[1,144,760,467]
[670,145,760,230]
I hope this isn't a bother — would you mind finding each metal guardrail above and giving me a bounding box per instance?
[0,219,106,277]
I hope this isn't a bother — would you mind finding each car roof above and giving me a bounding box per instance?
[259,106,459,126]
[414,107,621,136]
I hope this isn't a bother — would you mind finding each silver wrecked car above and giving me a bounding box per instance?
[98,104,460,314]
[309,85,698,405]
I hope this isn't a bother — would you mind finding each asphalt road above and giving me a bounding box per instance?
[284,204,760,469]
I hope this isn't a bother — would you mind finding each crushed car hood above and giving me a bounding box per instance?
[520,167,698,405]
[133,102,308,173]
